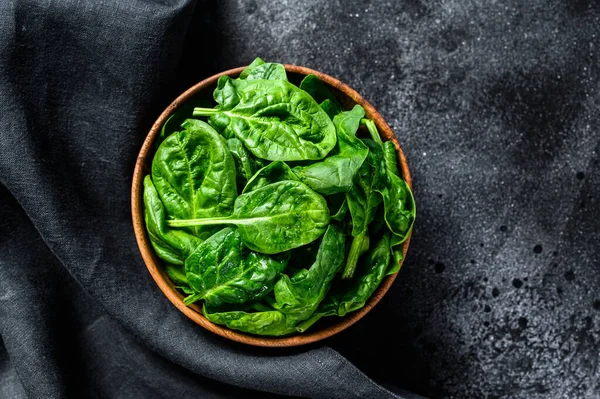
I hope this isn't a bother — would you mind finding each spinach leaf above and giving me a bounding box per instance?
[143,176,202,265]
[238,57,265,79]
[272,225,345,321]
[382,140,400,177]
[226,138,265,192]
[168,180,330,254]
[299,74,343,111]
[184,227,289,306]
[335,233,391,316]
[365,123,416,244]
[342,139,385,278]
[165,264,189,286]
[242,161,298,194]
[292,105,368,195]
[362,120,415,273]
[151,119,237,239]
[346,139,385,236]
[386,247,403,276]
[320,99,343,120]
[194,77,337,161]
[158,100,213,145]
[239,57,287,81]
[203,307,297,336]
[319,232,391,321]
[379,143,416,243]
[330,197,348,222]
[212,76,241,126]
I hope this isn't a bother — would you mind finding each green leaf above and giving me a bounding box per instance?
[242,161,298,194]
[346,139,385,237]
[382,140,400,177]
[158,100,213,145]
[168,180,330,254]
[184,227,288,306]
[376,141,416,244]
[226,138,266,192]
[320,99,344,120]
[292,105,368,195]
[299,74,343,112]
[239,57,266,79]
[241,62,287,81]
[272,225,345,321]
[323,233,392,317]
[151,119,237,239]
[203,307,297,336]
[194,77,337,161]
[330,197,348,222]
[165,264,189,286]
[386,248,403,276]
[143,176,202,265]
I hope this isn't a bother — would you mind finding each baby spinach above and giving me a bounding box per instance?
[227,138,265,191]
[144,63,416,336]
[299,74,343,112]
[203,307,297,336]
[158,99,212,145]
[292,105,368,195]
[333,233,392,316]
[167,180,330,254]
[319,99,343,120]
[242,161,298,194]
[238,57,264,79]
[314,232,391,325]
[366,123,416,244]
[193,77,337,161]
[239,57,288,81]
[272,225,345,321]
[184,227,288,306]
[143,176,202,265]
[165,264,189,287]
[342,139,385,279]
[152,119,237,239]
[330,197,348,222]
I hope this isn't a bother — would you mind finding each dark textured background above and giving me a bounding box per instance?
[201,1,600,397]
[1,1,600,398]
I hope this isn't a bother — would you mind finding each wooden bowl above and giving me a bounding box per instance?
[131,65,413,347]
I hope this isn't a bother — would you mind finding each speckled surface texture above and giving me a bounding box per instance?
[195,0,600,398]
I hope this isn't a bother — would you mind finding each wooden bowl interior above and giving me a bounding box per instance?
[131,65,412,347]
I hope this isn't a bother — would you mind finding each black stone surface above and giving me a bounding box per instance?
[191,0,600,397]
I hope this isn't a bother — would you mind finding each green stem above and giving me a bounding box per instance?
[167,217,232,227]
[361,118,383,145]
[193,107,220,117]
[342,231,369,279]
[296,313,324,333]
[183,292,203,306]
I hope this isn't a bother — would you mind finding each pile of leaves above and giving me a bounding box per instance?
[143,58,416,336]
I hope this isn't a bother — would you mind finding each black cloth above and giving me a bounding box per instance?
[1,1,599,399]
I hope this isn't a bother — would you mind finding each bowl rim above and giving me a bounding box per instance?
[131,64,413,347]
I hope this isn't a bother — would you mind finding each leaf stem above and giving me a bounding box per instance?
[361,118,383,145]
[167,217,232,227]
[342,231,369,279]
[183,292,203,306]
[193,107,220,117]
[296,313,324,333]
